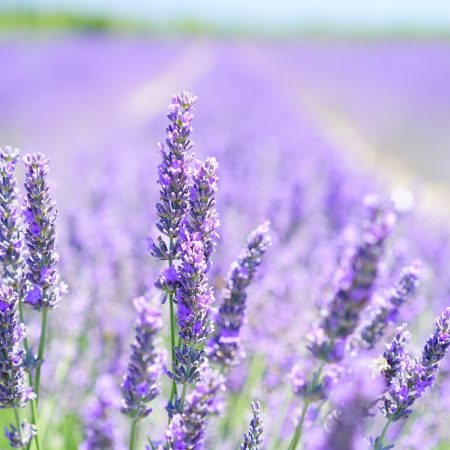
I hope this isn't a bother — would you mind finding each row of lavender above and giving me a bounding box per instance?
[1,88,450,450]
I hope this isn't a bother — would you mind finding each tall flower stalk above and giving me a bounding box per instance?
[167,157,219,414]
[21,153,66,449]
[150,92,196,403]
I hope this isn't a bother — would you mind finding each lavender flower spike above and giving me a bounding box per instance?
[354,264,420,350]
[419,306,450,391]
[121,295,164,420]
[173,157,220,345]
[0,285,33,408]
[310,196,396,362]
[187,157,220,267]
[241,401,263,450]
[150,91,197,262]
[380,309,450,423]
[208,221,271,367]
[22,153,67,310]
[0,147,25,292]
[166,367,225,450]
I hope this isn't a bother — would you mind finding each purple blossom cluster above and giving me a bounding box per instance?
[309,196,396,362]
[121,295,164,419]
[0,285,33,408]
[22,153,67,310]
[208,222,271,367]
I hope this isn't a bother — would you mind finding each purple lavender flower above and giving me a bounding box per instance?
[353,264,420,350]
[420,307,450,387]
[381,324,412,386]
[149,92,196,262]
[0,285,33,408]
[0,147,25,293]
[187,157,220,268]
[166,367,225,450]
[175,221,214,345]
[22,153,67,310]
[310,196,396,362]
[4,421,36,449]
[81,375,125,450]
[380,308,450,422]
[121,295,164,420]
[240,401,263,450]
[208,221,271,367]
[174,157,219,341]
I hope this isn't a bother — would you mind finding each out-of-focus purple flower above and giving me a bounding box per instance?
[240,401,263,450]
[0,285,34,408]
[315,363,383,450]
[310,196,396,362]
[81,375,125,450]
[166,367,225,450]
[352,264,420,351]
[0,147,25,293]
[208,222,271,367]
[4,421,36,449]
[150,92,196,262]
[22,153,67,310]
[121,295,164,420]
[289,363,343,403]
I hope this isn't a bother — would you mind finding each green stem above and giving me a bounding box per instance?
[169,291,178,403]
[34,308,48,403]
[375,419,392,450]
[29,399,41,450]
[129,419,139,450]
[287,400,310,450]
[13,409,23,448]
[180,383,188,410]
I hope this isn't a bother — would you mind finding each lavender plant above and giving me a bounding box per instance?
[121,295,164,448]
[208,222,271,368]
[240,401,263,450]
[374,307,450,449]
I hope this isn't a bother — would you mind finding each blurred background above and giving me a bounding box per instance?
[1,0,450,200]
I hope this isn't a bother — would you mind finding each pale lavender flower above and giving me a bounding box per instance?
[22,153,67,310]
[166,367,225,450]
[4,421,35,449]
[208,221,271,367]
[149,92,196,262]
[0,285,33,408]
[241,401,263,450]
[121,295,164,420]
[310,196,396,362]
[0,147,25,293]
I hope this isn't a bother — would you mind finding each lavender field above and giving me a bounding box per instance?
[1,36,450,450]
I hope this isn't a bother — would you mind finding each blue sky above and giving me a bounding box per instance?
[5,0,450,29]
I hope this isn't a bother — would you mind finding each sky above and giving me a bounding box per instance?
[4,0,450,30]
